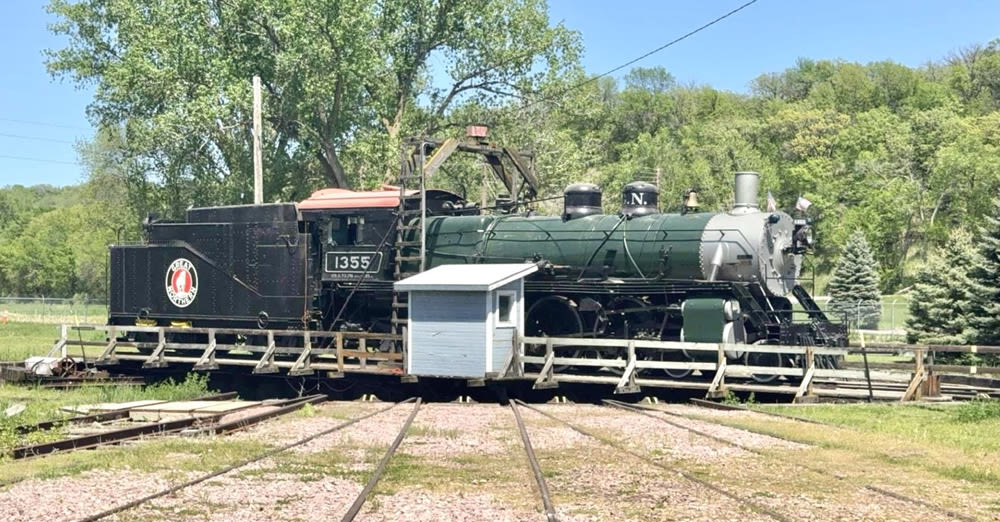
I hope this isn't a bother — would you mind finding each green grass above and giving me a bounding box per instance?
[0,322,87,361]
[792,294,911,342]
[747,401,1000,485]
[0,436,272,486]
[0,373,216,458]
[757,402,1000,454]
[0,299,108,325]
[677,402,1000,518]
[876,295,911,331]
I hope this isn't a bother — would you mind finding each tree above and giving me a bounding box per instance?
[827,230,882,328]
[905,229,976,344]
[4,208,79,296]
[46,0,580,215]
[967,194,1000,345]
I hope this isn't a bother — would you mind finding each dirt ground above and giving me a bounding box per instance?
[0,401,994,522]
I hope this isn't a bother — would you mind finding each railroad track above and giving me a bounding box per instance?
[13,391,238,436]
[513,399,794,522]
[8,394,326,460]
[605,399,977,522]
[688,397,830,426]
[340,398,422,522]
[509,399,558,522]
[78,398,417,522]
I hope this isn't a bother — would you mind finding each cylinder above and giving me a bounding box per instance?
[620,181,659,217]
[563,183,602,221]
[733,171,760,212]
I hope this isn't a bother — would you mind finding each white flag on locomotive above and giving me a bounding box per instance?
[795,196,812,212]
[766,191,777,212]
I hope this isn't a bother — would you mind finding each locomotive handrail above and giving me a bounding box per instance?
[62,324,402,341]
[44,324,997,401]
[848,342,1000,354]
[520,335,847,356]
[518,335,938,401]
[48,324,405,377]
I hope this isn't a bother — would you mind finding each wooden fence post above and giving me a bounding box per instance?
[901,348,926,401]
[706,343,727,399]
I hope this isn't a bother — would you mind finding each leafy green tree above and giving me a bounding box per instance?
[46,0,580,216]
[906,229,976,344]
[4,208,79,296]
[946,40,1000,114]
[967,194,1000,345]
[827,230,882,328]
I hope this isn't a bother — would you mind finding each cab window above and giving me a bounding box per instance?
[325,218,348,246]
[325,216,366,246]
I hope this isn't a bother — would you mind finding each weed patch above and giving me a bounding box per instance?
[953,399,1000,423]
[0,373,214,457]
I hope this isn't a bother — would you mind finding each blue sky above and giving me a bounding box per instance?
[1,0,997,187]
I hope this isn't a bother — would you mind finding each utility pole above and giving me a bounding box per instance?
[252,75,263,205]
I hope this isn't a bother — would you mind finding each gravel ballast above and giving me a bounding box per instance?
[0,400,979,522]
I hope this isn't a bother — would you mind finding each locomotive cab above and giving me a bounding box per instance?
[298,185,469,332]
[299,185,470,285]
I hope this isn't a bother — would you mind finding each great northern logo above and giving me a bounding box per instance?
[165,258,198,308]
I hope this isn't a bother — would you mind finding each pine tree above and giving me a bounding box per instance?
[827,230,882,329]
[906,229,976,344]
[968,195,1000,347]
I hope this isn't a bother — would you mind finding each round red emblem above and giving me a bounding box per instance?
[165,258,199,308]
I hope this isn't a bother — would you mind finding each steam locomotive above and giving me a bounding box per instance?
[109,144,846,380]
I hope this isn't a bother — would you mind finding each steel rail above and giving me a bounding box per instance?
[79,398,414,522]
[603,399,763,452]
[608,399,828,451]
[15,391,239,435]
[689,398,829,425]
[186,394,327,436]
[11,414,219,459]
[513,399,793,522]
[510,401,558,522]
[13,395,315,455]
[16,409,131,435]
[604,399,977,522]
[340,398,423,522]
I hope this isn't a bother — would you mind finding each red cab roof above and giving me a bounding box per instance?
[299,185,414,210]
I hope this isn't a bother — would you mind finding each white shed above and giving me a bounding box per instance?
[394,263,538,378]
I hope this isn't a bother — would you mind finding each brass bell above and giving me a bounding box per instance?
[682,189,700,214]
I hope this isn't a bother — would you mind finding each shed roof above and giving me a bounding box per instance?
[394,263,539,292]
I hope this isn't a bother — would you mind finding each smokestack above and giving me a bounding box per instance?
[732,171,760,214]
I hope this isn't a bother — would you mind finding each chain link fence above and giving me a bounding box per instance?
[810,296,910,341]
[0,297,109,325]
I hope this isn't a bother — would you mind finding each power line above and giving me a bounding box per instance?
[0,117,90,131]
[0,154,80,166]
[0,132,77,145]
[594,0,759,84]
[516,0,760,112]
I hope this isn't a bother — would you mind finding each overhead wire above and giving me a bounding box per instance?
[0,154,80,166]
[0,132,77,144]
[0,116,90,131]
[508,0,760,114]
